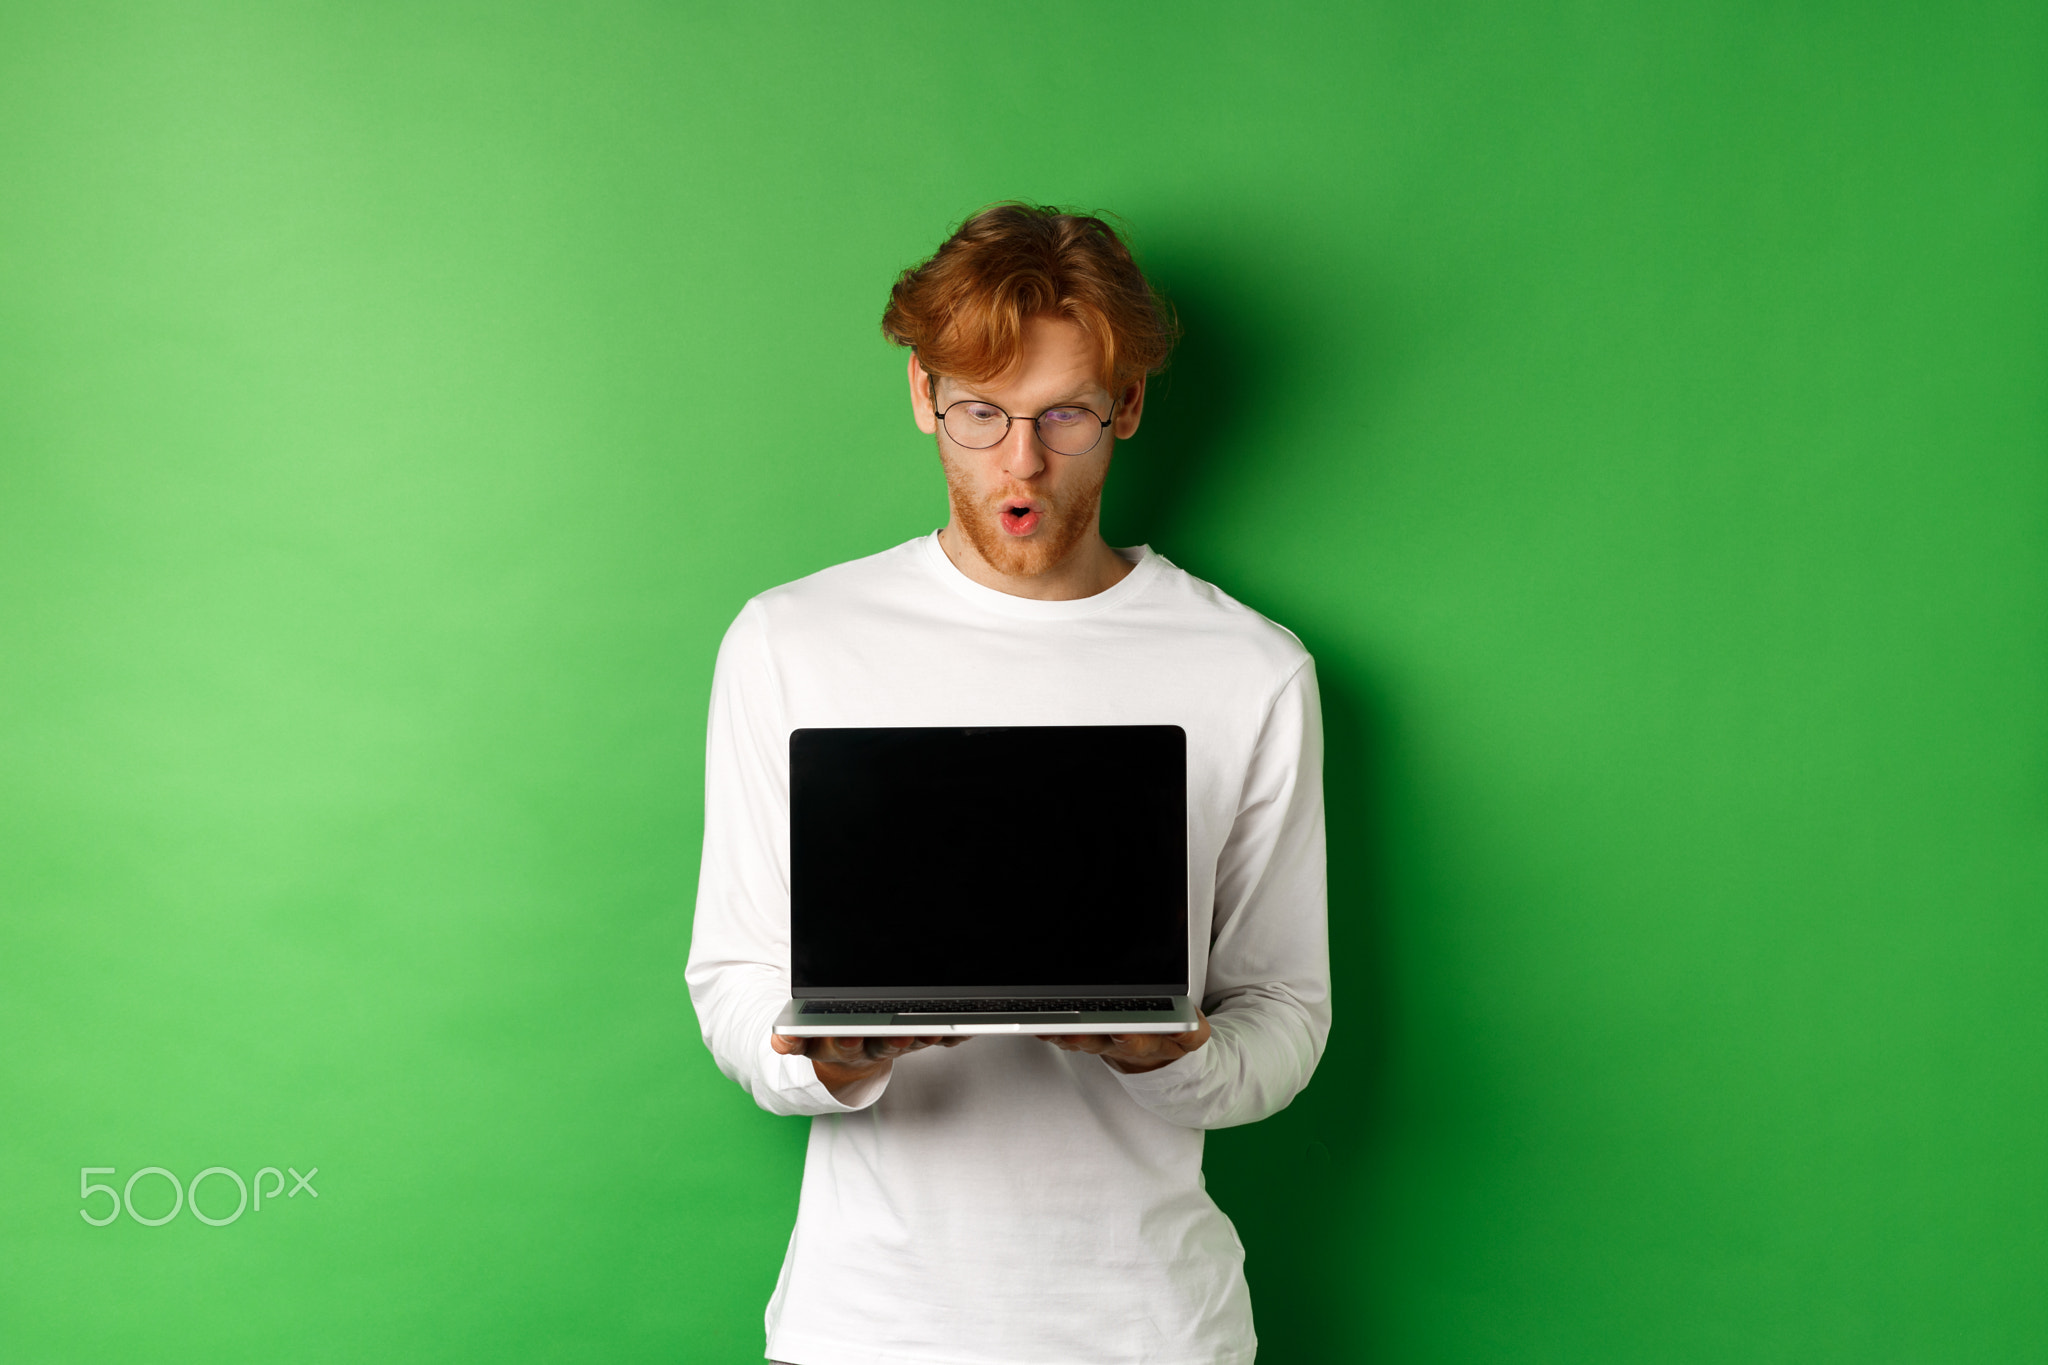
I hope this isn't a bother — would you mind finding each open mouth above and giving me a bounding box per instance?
[999,502,1042,536]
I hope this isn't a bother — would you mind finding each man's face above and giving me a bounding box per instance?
[912,314,1143,581]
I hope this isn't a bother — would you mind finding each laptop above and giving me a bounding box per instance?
[772,725,1199,1037]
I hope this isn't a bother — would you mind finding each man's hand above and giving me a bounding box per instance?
[770,1032,969,1100]
[1037,1010,1211,1074]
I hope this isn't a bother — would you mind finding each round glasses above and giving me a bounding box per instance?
[935,398,1116,457]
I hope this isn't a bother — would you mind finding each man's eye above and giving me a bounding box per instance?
[1041,408,1088,425]
[962,404,1004,422]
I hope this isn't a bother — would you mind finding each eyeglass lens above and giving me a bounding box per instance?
[940,402,1107,456]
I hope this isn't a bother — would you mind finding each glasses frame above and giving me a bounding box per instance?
[932,392,1118,457]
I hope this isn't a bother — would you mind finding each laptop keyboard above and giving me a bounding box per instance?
[800,997,1173,1015]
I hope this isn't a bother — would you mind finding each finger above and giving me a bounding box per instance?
[823,1036,871,1065]
[865,1035,918,1060]
[770,1031,804,1056]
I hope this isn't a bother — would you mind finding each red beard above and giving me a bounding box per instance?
[941,455,1107,579]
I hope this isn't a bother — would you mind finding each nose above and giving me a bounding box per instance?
[1000,415,1047,480]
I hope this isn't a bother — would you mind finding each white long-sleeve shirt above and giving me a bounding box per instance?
[686,533,1330,1365]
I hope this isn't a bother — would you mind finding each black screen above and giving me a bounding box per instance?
[789,726,1187,994]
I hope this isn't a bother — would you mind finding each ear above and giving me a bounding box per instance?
[1112,373,1147,440]
[908,353,938,436]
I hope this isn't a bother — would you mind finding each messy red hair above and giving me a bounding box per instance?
[881,203,1178,393]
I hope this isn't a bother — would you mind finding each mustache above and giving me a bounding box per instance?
[983,486,1057,510]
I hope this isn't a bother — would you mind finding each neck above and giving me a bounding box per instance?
[936,523,1135,601]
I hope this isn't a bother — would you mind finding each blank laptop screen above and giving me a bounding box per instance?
[789,725,1187,995]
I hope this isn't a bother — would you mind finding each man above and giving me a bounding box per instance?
[686,203,1329,1365]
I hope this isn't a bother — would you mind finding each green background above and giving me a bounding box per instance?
[3,3,2044,1361]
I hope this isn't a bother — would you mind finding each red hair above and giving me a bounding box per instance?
[881,203,1178,392]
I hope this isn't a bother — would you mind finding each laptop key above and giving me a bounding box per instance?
[800,997,1173,1015]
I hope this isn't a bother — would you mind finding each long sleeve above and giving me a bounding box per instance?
[684,601,889,1117]
[1112,657,1331,1129]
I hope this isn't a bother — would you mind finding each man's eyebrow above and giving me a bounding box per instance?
[944,386,1106,409]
